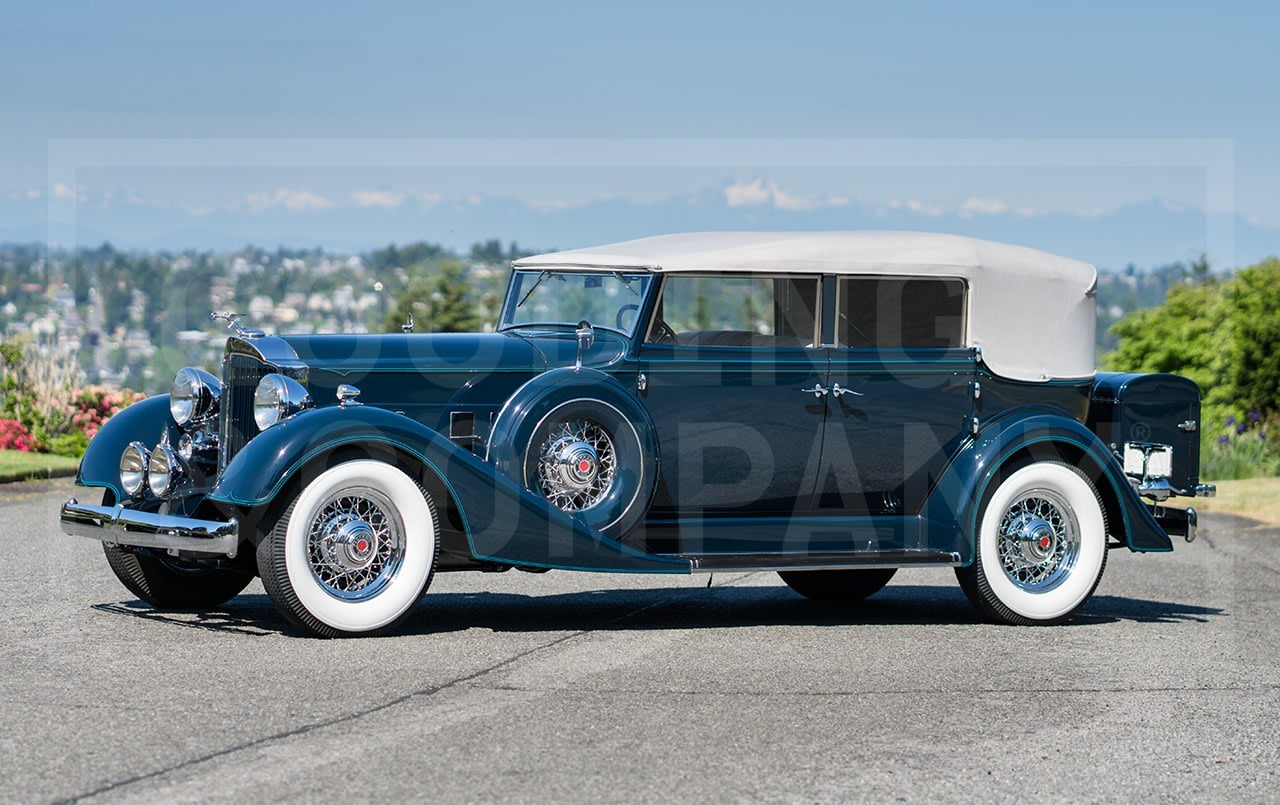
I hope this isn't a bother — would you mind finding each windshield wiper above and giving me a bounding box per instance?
[517,270,552,308]
[611,271,640,296]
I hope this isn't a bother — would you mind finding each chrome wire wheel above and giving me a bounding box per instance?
[536,418,616,511]
[996,488,1080,592]
[305,486,406,601]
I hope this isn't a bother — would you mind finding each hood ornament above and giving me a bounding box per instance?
[401,312,414,333]
[210,311,265,339]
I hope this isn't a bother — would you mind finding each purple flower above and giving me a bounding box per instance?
[1251,410,1261,421]
[1237,423,1248,434]
[1218,435,1229,444]
[1225,415,1236,426]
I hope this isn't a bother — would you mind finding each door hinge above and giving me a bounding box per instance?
[969,416,980,435]
[1177,419,1197,432]
[637,372,647,392]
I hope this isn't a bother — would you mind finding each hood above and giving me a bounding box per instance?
[278,329,628,374]
[281,332,547,374]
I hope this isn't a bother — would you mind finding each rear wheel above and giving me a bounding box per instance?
[257,460,439,638]
[778,568,897,602]
[956,460,1108,625]
[103,543,251,610]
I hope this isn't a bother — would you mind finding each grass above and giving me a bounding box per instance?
[1190,477,1280,525]
[0,450,80,484]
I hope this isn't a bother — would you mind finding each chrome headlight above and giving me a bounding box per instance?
[119,442,150,497]
[253,374,313,430]
[170,367,221,427]
[147,444,185,498]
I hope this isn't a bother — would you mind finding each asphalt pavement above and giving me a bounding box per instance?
[3,479,1277,803]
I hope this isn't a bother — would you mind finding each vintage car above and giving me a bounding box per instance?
[60,232,1214,636]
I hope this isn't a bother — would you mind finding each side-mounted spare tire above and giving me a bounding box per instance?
[488,368,658,541]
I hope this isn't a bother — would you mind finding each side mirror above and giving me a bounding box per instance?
[575,320,595,370]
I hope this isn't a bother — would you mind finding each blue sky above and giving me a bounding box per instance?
[2,1,1276,269]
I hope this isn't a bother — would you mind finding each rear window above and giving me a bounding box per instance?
[837,277,966,349]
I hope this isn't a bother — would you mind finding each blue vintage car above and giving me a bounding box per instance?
[60,232,1214,636]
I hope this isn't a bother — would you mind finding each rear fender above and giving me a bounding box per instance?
[922,412,1173,562]
[206,405,686,573]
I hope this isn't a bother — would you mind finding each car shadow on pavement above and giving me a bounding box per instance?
[89,583,1226,637]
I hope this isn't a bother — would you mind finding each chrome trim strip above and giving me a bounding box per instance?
[60,498,239,558]
[684,551,963,573]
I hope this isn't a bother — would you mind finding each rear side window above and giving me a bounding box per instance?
[837,277,966,349]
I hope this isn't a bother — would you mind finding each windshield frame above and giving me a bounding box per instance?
[498,268,655,338]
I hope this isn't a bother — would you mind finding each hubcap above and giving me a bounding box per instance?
[306,487,405,601]
[996,489,1079,592]
[537,419,615,511]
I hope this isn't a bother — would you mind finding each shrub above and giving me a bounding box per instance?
[1200,411,1280,481]
[72,386,147,440]
[0,338,145,458]
[0,419,37,452]
[48,431,91,458]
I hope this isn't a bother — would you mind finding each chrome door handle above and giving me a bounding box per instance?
[800,385,828,397]
[830,382,863,398]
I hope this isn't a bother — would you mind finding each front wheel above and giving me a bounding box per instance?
[257,460,439,638]
[103,543,251,610]
[956,460,1108,625]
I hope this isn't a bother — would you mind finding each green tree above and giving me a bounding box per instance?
[1104,257,1280,422]
[382,261,482,333]
[428,262,482,332]
[1224,258,1280,415]
[1103,281,1228,406]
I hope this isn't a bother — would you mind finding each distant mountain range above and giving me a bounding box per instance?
[4,191,1274,272]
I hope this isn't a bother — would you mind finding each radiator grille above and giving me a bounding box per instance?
[218,352,273,470]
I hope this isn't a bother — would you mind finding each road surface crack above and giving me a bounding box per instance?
[62,574,762,803]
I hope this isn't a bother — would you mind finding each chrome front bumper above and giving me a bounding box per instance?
[60,498,240,558]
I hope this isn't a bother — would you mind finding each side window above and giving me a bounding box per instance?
[838,277,966,349]
[648,275,819,347]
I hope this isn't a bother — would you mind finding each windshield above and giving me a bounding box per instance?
[501,269,653,335]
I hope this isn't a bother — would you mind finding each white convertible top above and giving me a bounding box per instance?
[515,231,1098,382]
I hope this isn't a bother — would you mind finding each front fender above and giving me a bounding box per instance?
[922,412,1173,562]
[75,395,177,501]
[206,405,686,573]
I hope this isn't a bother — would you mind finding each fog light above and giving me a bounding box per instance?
[119,442,149,497]
[147,444,185,498]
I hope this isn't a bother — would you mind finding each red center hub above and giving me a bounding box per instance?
[579,459,592,473]
[355,538,369,553]
[1038,535,1051,549]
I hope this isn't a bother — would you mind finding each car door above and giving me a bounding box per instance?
[818,276,975,522]
[636,274,827,533]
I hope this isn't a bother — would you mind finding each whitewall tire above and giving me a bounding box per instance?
[258,460,438,637]
[957,460,1108,625]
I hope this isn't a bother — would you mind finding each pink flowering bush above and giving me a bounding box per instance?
[1,339,147,459]
[71,386,147,440]
[0,419,37,452]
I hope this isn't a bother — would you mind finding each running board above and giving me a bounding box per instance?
[675,550,963,574]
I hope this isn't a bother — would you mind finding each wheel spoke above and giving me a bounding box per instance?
[305,486,406,601]
[996,488,1080,593]
[536,418,616,513]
